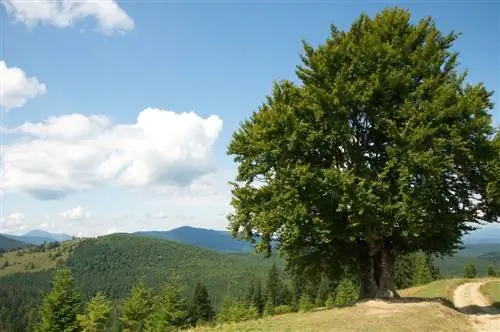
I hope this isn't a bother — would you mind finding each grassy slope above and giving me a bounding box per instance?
[192,278,477,332]
[479,280,500,309]
[189,302,472,332]
[398,278,469,303]
[0,239,81,277]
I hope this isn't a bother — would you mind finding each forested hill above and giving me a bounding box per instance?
[0,234,276,331]
[66,234,275,301]
[0,235,30,252]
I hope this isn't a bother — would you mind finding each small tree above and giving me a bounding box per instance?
[78,292,112,332]
[463,263,477,278]
[120,280,154,332]
[145,281,190,331]
[334,278,358,305]
[487,265,497,277]
[189,282,215,325]
[35,267,82,332]
[412,251,434,286]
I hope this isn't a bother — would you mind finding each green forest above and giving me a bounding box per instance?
[1,233,499,331]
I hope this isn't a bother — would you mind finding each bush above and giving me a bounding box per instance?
[269,305,292,315]
[216,297,259,324]
[334,279,358,305]
[298,296,314,312]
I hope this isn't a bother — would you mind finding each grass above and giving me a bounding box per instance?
[398,278,469,303]
[0,239,81,277]
[479,280,500,309]
[189,301,473,332]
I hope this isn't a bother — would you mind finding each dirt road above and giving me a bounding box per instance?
[453,281,500,332]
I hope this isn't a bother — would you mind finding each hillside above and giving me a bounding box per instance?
[0,235,30,252]
[0,234,276,331]
[190,300,473,332]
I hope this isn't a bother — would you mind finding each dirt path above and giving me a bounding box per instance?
[453,281,500,332]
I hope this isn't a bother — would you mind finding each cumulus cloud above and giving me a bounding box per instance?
[2,108,223,200]
[0,212,27,233]
[2,0,134,34]
[0,60,47,111]
[60,206,90,220]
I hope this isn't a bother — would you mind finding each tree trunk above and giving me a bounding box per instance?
[358,237,399,300]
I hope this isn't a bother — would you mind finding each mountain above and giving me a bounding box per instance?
[462,226,500,244]
[0,233,276,331]
[0,235,30,252]
[4,230,72,245]
[133,226,254,253]
[22,230,72,242]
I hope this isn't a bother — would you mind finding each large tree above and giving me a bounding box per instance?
[227,8,499,299]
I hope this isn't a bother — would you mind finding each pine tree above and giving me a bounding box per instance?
[144,281,190,331]
[487,265,497,277]
[252,279,265,315]
[264,263,284,309]
[120,280,154,332]
[412,251,434,286]
[77,292,112,332]
[35,267,82,332]
[464,263,477,278]
[334,278,358,305]
[189,282,215,324]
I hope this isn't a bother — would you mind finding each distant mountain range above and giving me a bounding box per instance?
[0,230,72,248]
[132,226,255,253]
[462,226,500,244]
[1,223,498,253]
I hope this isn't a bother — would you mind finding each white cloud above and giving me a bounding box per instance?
[2,108,223,200]
[147,212,168,220]
[0,60,47,111]
[0,212,27,233]
[2,0,134,34]
[60,206,90,220]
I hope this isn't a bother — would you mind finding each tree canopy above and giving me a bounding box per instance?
[227,8,499,299]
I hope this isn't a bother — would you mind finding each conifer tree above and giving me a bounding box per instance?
[487,265,497,277]
[264,263,286,310]
[412,251,434,286]
[144,281,190,331]
[189,282,215,324]
[78,292,112,332]
[120,280,154,332]
[464,263,477,279]
[35,267,82,332]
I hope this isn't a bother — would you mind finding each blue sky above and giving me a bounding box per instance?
[1,0,498,236]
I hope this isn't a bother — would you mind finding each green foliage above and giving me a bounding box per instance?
[412,251,435,286]
[189,282,215,324]
[66,235,272,305]
[227,7,499,298]
[264,263,289,309]
[297,296,314,312]
[487,265,497,277]
[216,296,259,324]
[463,263,477,278]
[334,279,359,305]
[35,267,82,332]
[144,281,191,331]
[77,292,112,332]
[120,281,154,332]
[270,305,293,315]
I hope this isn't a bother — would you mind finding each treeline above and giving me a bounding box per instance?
[28,250,442,331]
